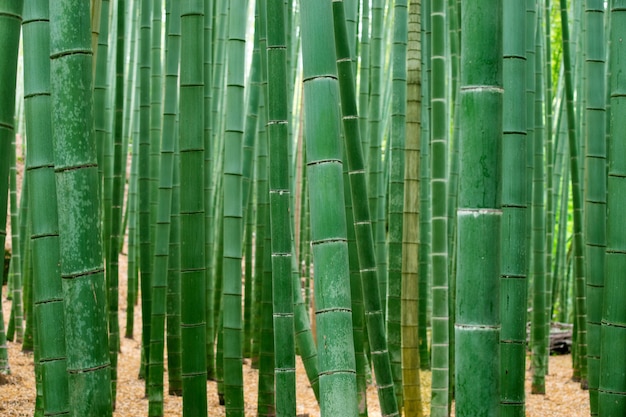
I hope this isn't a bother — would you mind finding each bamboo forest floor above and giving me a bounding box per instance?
[0,259,591,417]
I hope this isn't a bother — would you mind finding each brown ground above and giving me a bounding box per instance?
[0,256,591,417]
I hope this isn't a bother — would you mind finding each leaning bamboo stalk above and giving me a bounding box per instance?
[560,0,588,388]
[146,1,180,413]
[332,2,400,415]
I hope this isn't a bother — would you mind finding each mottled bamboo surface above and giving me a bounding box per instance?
[0,261,592,417]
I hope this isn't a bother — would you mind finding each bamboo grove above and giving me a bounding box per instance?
[1,0,626,416]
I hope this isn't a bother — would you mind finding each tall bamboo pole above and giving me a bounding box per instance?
[179,1,207,415]
[500,0,528,415]
[0,0,23,374]
[50,0,113,413]
[430,0,450,414]
[222,0,247,413]
[265,0,298,414]
[560,0,588,388]
[402,0,424,414]
[599,1,626,414]
[23,0,70,413]
[300,1,359,415]
[332,2,399,415]
[455,1,503,416]
[583,1,606,414]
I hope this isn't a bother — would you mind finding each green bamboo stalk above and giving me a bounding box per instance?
[598,2,626,414]
[500,0,528,414]
[301,1,359,415]
[50,0,112,413]
[125,4,141,341]
[543,1,555,371]
[179,1,207,415]
[555,159,570,325]
[358,0,371,155]
[531,18,548,395]
[107,0,126,404]
[241,27,261,360]
[0,0,23,374]
[243,199,254,359]
[252,33,268,364]
[9,138,23,344]
[367,0,387,315]
[455,2,503,416]
[204,0,216,382]
[126,124,140,339]
[166,129,182,397]
[343,164,368,416]
[418,0,432,371]
[222,0,247,413]
[23,0,70,413]
[138,0,153,382]
[265,0,297,415]
[582,1,606,414]
[430,0,450,414]
[560,0,588,388]
[291,243,322,397]
[255,80,275,415]
[93,0,116,403]
[386,0,409,408]
[147,1,180,413]
[94,0,111,188]
[21,211,33,353]
[257,207,275,417]
[332,2,399,415]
